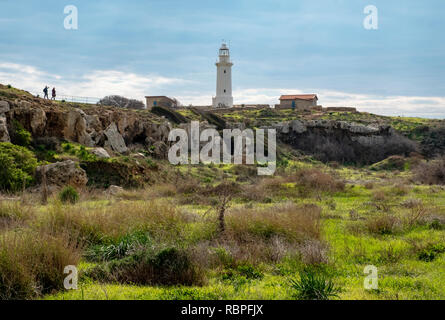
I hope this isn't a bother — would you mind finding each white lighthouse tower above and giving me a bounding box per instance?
[212,43,233,108]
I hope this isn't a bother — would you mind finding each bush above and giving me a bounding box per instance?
[366,214,398,235]
[414,157,445,185]
[0,142,38,192]
[88,246,205,286]
[11,120,32,147]
[58,186,79,204]
[294,169,345,193]
[0,231,81,299]
[289,269,342,300]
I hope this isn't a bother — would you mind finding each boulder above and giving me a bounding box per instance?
[36,160,88,188]
[104,122,128,153]
[107,185,124,195]
[91,147,110,159]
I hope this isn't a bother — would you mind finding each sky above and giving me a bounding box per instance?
[0,0,444,117]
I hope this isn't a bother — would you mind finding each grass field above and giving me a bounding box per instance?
[2,157,444,300]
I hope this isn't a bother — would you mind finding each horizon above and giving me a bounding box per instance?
[1,0,444,118]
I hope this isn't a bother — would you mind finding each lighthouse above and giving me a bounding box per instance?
[212,43,233,108]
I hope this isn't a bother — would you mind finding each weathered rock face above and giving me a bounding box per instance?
[104,122,128,153]
[0,116,10,142]
[2,97,173,155]
[0,101,10,142]
[275,120,417,164]
[0,101,10,114]
[35,160,88,188]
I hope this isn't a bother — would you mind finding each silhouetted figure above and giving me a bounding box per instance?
[51,87,56,100]
[43,86,49,99]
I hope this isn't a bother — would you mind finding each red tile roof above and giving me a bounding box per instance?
[279,94,318,101]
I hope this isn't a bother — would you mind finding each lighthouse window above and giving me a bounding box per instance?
[224,70,226,73]
[224,89,226,93]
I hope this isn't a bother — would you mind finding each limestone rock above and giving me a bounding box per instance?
[0,116,10,142]
[30,107,47,135]
[64,109,94,147]
[36,160,88,188]
[0,101,10,114]
[104,122,128,153]
[91,147,110,159]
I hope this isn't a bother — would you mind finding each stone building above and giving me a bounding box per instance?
[145,96,178,110]
[277,94,318,111]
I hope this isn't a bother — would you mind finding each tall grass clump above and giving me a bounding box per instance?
[0,230,82,299]
[226,202,321,243]
[39,199,187,246]
[58,186,79,204]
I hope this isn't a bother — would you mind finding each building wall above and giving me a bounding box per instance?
[145,97,175,110]
[278,99,317,110]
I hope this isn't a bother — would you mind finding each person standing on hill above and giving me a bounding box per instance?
[51,87,56,100]
[43,86,49,99]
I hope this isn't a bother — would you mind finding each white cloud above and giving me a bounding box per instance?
[0,62,444,118]
[0,62,187,102]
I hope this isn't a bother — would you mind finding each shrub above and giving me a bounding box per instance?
[289,269,342,300]
[58,186,79,204]
[294,169,345,193]
[88,246,205,286]
[298,239,329,265]
[416,243,445,262]
[366,214,398,235]
[414,157,445,185]
[0,230,81,299]
[10,120,32,147]
[0,142,38,192]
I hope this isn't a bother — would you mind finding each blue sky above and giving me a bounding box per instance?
[1,0,444,117]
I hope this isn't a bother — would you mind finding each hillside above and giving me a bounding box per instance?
[0,84,444,301]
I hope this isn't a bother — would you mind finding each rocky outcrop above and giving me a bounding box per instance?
[35,160,88,188]
[2,96,173,156]
[0,101,10,142]
[275,119,417,164]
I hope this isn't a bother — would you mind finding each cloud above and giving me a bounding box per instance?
[0,62,444,118]
[0,62,187,101]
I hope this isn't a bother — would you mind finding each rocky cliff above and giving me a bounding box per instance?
[0,86,173,158]
[273,119,418,164]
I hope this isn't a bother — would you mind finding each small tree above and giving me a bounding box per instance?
[213,182,240,234]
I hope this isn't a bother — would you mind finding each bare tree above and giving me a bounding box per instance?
[98,95,145,110]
